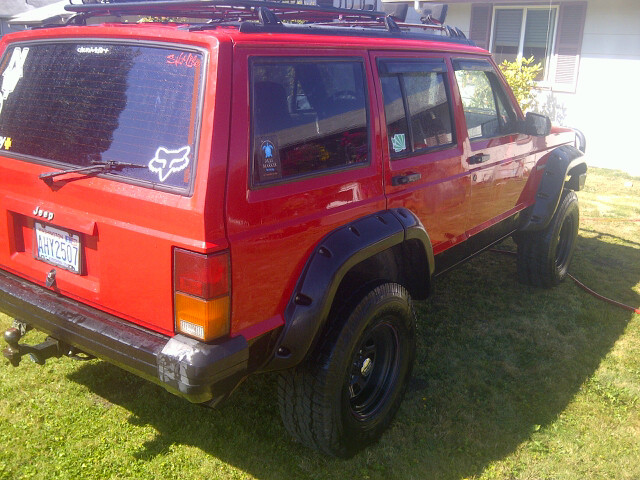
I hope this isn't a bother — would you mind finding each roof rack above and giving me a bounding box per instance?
[63,0,471,43]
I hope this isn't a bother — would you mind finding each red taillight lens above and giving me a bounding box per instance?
[174,249,229,299]
[173,248,230,342]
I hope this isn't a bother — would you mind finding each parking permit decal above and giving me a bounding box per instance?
[391,134,406,153]
[148,146,191,182]
[0,47,30,116]
[256,137,282,182]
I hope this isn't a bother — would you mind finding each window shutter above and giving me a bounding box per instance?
[494,9,523,48]
[553,2,587,93]
[469,3,492,50]
[524,9,556,49]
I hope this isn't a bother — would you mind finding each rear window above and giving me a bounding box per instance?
[0,42,204,193]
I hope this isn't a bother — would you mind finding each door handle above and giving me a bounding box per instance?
[391,173,421,186]
[468,153,490,165]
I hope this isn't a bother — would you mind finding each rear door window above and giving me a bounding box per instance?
[0,42,204,193]
[378,59,455,158]
[250,58,369,185]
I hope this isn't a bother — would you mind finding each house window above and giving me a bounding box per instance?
[491,7,558,81]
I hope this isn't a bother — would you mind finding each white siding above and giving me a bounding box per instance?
[447,4,473,37]
[540,0,640,175]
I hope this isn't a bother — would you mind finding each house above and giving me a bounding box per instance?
[1,0,68,37]
[0,0,32,36]
[442,0,640,175]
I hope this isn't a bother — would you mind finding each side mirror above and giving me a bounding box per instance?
[523,112,551,136]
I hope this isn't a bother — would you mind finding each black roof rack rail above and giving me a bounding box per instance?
[66,0,384,21]
[63,0,472,43]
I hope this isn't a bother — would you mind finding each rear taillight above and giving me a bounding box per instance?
[173,248,230,342]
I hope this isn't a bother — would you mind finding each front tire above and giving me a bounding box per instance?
[517,190,580,287]
[277,283,416,457]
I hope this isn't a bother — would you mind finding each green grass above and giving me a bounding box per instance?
[1,167,639,479]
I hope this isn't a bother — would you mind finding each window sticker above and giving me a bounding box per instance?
[0,136,12,150]
[148,146,191,183]
[166,52,201,68]
[256,137,282,182]
[0,47,30,115]
[76,46,110,55]
[391,133,406,153]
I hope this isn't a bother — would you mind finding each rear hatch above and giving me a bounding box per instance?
[0,34,220,336]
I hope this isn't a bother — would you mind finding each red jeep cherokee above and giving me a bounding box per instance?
[0,0,586,457]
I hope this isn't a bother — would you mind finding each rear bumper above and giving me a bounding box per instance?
[0,268,248,404]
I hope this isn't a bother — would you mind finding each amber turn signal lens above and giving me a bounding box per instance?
[174,292,230,342]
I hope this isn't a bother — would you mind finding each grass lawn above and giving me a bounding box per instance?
[1,167,638,479]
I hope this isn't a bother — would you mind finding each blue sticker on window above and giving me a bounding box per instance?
[256,137,282,182]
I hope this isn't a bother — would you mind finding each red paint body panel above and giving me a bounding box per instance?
[0,26,230,336]
[226,46,386,334]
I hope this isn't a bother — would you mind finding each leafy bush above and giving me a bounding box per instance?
[499,56,543,112]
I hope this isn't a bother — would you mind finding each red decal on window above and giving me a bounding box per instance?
[166,52,201,68]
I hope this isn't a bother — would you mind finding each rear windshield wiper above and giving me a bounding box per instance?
[39,160,147,184]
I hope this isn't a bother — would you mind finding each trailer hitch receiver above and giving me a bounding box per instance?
[3,323,65,366]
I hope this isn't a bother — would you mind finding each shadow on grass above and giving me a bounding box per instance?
[67,232,639,480]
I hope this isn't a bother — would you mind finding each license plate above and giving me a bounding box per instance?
[34,222,82,274]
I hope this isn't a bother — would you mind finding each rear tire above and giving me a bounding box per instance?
[277,283,416,457]
[517,190,579,287]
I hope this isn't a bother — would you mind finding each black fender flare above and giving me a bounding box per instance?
[263,208,434,372]
[520,144,587,232]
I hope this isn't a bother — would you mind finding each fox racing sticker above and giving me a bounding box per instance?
[148,146,191,182]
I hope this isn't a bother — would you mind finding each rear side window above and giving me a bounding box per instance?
[378,59,454,158]
[0,42,203,193]
[251,59,369,185]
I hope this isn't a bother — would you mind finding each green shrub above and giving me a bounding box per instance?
[499,56,543,112]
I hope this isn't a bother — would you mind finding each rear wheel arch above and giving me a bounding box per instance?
[262,209,433,372]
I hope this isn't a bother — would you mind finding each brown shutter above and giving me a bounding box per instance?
[469,3,493,50]
[553,2,587,93]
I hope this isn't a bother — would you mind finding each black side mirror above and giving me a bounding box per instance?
[523,112,551,136]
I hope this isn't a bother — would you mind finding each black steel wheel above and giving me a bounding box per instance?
[277,283,416,457]
[347,320,399,420]
[517,190,580,287]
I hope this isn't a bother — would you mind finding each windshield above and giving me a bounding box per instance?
[0,42,203,192]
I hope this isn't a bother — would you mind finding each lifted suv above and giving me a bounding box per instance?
[0,0,586,457]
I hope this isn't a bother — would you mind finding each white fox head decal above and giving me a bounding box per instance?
[148,146,191,182]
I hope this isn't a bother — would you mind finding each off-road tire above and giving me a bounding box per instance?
[517,190,579,287]
[277,282,416,457]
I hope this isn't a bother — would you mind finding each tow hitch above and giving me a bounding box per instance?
[2,321,90,366]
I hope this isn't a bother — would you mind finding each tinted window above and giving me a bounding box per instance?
[0,43,203,192]
[251,59,368,184]
[378,61,454,158]
[454,63,518,140]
